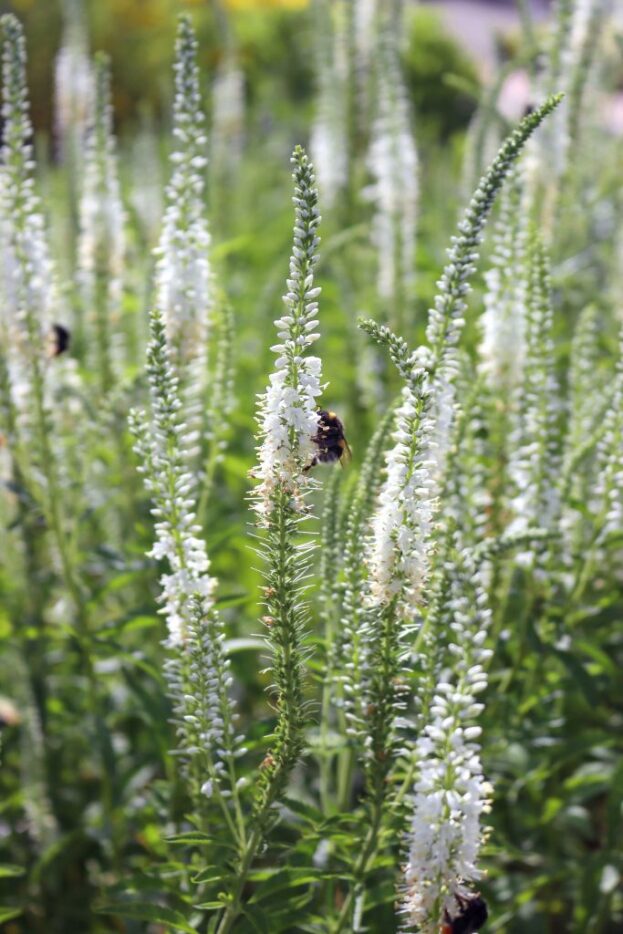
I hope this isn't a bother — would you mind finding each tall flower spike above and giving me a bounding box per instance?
[77,52,125,392]
[154,14,211,377]
[364,28,418,330]
[253,146,323,517]
[211,51,245,180]
[0,14,67,482]
[401,547,493,934]
[130,307,215,648]
[479,166,527,394]
[129,306,239,796]
[310,0,349,208]
[367,98,563,609]
[54,0,93,169]
[592,332,623,545]
[507,232,561,545]
[251,146,323,821]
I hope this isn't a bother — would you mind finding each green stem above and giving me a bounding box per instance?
[331,797,383,933]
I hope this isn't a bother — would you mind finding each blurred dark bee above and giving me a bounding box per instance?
[305,409,351,471]
[47,324,71,358]
[441,893,488,934]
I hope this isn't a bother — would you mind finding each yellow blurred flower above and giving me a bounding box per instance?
[224,0,309,10]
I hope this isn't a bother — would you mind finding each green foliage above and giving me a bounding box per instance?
[402,6,481,140]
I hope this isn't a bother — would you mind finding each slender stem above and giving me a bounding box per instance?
[215,824,262,934]
[331,797,383,933]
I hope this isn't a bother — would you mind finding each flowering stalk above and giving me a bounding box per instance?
[129,307,240,813]
[77,52,125,392]
[198,301,235,525]
[568,331,623,601]
[330,405,396,808]
[154,15,212,391]
[364,28,418,332]
[507,232,561,547]
[401,547,493,934]
[0,14,85,610]
[216,146,323,934]
[54,0,93,172]
[211,51,245,185]
[310,0,349,209]
[1,13,119,849]
[479,166,526,394]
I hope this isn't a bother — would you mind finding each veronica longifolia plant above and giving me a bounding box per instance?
[130,305,240,805]
[332,95,563,934]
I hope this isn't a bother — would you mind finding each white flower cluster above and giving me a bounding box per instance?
[369,361,439,610]
[507,236,560,540]
[479,168,527,393]
[54,0,94,167]
[370,100,563,606]
[130,121,163,246]
[131,308,216,646]
[77,53,125,383]
[0,15,70,435]
[154,15,211,371]
[310,1,348,208]
[353,0,377,110]
[254,147,323,517]
[211,53,245,174]
[593,336,623,542]
[402,558,493,934]
[1,16,55,347]
[364,38,418,308]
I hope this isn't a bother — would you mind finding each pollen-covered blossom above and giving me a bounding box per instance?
[402,553,493,934]
[154,15,211,373]
[77,53,125,389]
[364,36,418,316]
[54,0,94,167]
[254,147,323,517]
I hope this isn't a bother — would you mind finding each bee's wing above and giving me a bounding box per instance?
[340,440,353,465]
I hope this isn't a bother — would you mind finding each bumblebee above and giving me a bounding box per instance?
[441,893,488,934]
[48,324,71,358]
[305,409,351,471]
